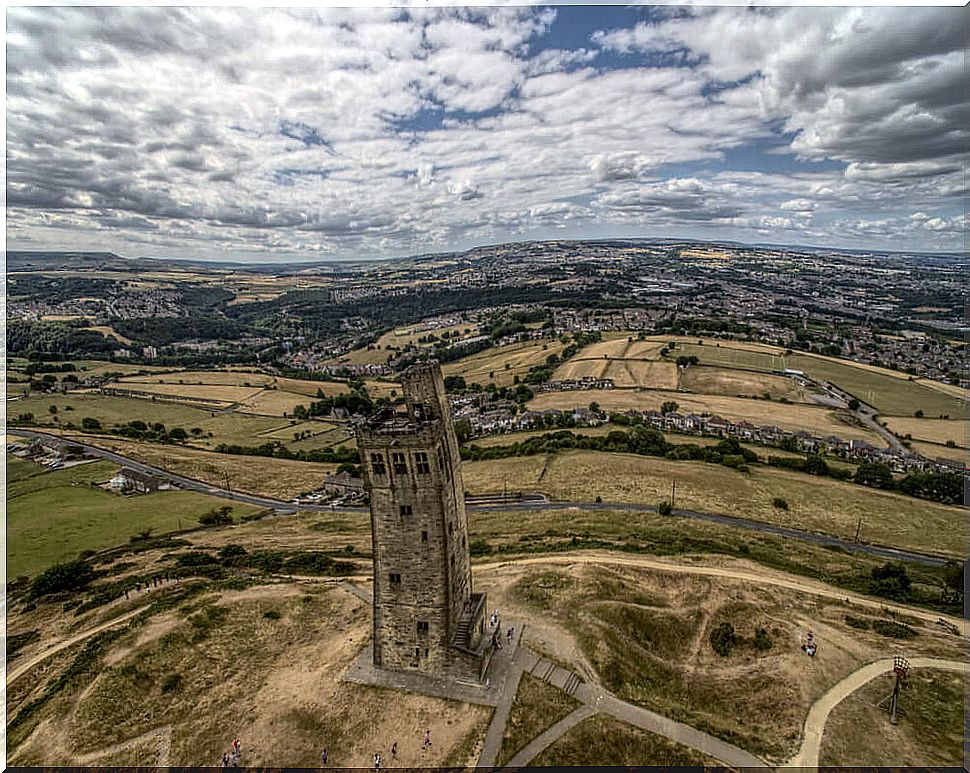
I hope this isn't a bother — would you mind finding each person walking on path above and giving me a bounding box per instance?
[321,749,328,766]
[506,626,514,643]
[391,742,397,759]
[374,752,382,770]
[221,753,230,768]
[422,729,432,750]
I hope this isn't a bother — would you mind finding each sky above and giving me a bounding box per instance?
[5,5,968,262]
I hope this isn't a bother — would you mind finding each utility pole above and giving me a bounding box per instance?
[224,470,231,495]
[854,518,862,542]
[671,480,676,509]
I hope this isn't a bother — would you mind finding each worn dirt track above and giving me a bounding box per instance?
[473,550,967,634]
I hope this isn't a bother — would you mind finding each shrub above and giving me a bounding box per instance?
[656,500,673,516]
[709,622,736,656]
[31,559,97,599]
[263,609,281,620]
[470,539,492,556]
[81,417,102,431]
[161,673,182,693]
[869,562,911,601]
[198,505,233,527]
[772,497,789,510]
[752,627,773,651]
[871,619,917,639]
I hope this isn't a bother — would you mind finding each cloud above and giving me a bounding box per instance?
[6,6,966,260]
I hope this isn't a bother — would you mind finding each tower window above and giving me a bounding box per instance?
[400,504,413,517]
[415,451,430,475]
[392,452,408,475]
[448,522,454,535]
[371,453,386,476]
[421,530,428,543]
[417,621,429,634]
[389,572,401,584]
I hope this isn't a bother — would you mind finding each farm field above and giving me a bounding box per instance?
[76,438,339,500]
[442,339,567,388]
[236,389,314,417]
[120,370,274,387]
[555,356,678,389]
[108,382,263,404]
[462,450,963,557]
[527,390,882,444]
[906,441,965,466]
[11,393,220,429]
[819,669,964,767]
[6,457,262,577]
[883,417,967,448]
[663,340,966,418]
[680,366,806,402]
[273,377,353,397]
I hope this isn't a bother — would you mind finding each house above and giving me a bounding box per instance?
[571,407,602,426]
[110,467,161,494]
[323,472,365,496]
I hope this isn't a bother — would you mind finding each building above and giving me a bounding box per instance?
[109,467,161,494]
[323,472,364,496]
[356,361,491,681]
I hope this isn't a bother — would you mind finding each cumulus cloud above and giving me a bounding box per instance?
[5,6,966,260]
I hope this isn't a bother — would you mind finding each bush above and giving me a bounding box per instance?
[263,609,281,620]
[470,539,492,556]
[709,622,736,656]
[81,417,102,431]
[772,497,789,510]
[31,559,97,599]
[198,505,234,527]
[752,627,773,651]
[869,562,911,601]
[656,500,673,516]
[871,619,917,639]
[844,615,870,630]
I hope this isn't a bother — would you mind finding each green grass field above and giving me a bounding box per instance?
[6,457,262,577]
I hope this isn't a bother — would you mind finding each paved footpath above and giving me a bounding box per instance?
[501,646,767,768]
[788,656,970,768]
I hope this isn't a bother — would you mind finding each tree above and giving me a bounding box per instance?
[168,427,188,442]
[199,505,234,527]
[48,404,58,414]
[854,462,894,489]
[588,401,600,414]
[660,400,679,415]
[81,417,102,431]
[803,454,829,476]
[31,558,96,598]
[847,398,860,410]
[942,560,964,602]
[454,418,472,444]
[657,500,673,516]
[710,622,736,656]
[914,409,924,418]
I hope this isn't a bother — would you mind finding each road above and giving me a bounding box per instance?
[9,428,957,567]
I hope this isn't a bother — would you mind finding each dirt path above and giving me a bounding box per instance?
[788,657,970,767]
[473,550,967,634]
[7,607,144,686]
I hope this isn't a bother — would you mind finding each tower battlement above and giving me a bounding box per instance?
[356,361,490,681]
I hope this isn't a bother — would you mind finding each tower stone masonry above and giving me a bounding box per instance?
[356,361,491,681]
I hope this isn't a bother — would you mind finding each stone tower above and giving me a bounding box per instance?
[356,361,491,681]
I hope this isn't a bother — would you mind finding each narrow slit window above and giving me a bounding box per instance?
[400,504,413,517]
[392,452,408,475]
[421,530,428,543]
[389,572,401,584]
[417,621,429,634]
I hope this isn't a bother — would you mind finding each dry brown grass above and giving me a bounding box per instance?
[883,417,967,448]
[818,669,964,767]
[121,371,274,387]
[462,450,963,557]
[111,382,262,404]
[527,390,881,444]
[82,438,336,500]
[681,367,806,402]
[442,340,566,388]
[906,440,965,466]
[8,585,490,767]
[237,389,313,417]
[273,378,352,397]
